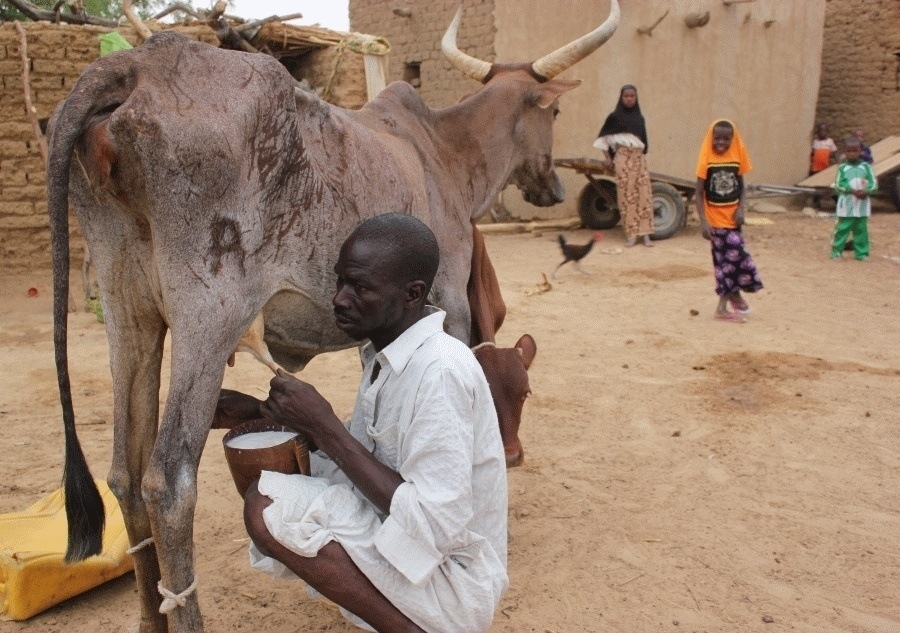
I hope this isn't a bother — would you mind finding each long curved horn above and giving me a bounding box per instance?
[441,6,491,82]
[531,0,620,80]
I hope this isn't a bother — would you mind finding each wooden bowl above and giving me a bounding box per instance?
[222,419,310,498]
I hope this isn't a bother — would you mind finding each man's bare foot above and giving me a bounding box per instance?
[642,235,653,247]
[625,236,637,248]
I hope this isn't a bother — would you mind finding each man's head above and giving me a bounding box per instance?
[853,128,865,142]
[844,136,862,163]
[712,120,734,155]
[815,122,829,140]
[332,213,440,350]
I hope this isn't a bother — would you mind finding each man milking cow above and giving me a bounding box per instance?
[215,214,508,633]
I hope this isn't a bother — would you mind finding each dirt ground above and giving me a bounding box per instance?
[1,207,899,633]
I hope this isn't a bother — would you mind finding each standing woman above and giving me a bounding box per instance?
[594,84,654,247]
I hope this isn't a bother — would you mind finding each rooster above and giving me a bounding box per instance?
[552,232,603,279]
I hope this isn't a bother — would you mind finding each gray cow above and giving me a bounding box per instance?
[47,3,619,631]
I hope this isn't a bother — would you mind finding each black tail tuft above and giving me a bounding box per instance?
[557,234,566,247]
[63,427,105,562]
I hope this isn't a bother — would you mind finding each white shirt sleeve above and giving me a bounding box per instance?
[373,363,477,585]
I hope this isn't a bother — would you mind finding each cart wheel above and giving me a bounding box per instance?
[891,174,900,212]
[578,179,620,229]
[650,181,687,240]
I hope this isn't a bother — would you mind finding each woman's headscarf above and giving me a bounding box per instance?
[695,119,752,177]
[597,84,648,153]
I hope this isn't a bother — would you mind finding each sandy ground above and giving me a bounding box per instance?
[1,208,899,633]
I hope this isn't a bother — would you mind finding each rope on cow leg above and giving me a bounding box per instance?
[126,537,154,554]
[157,577,199,614]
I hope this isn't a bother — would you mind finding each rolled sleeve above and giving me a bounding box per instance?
[374,501,442,586]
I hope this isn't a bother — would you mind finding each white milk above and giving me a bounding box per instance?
[227,430,297,450]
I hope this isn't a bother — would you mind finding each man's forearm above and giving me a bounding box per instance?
[318,426,405,516]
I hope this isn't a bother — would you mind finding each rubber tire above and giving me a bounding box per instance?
[891,173,900,212]
[578,179,620,229]
[650,181,687,240]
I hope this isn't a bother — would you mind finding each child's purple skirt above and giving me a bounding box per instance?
[709,227,763,296]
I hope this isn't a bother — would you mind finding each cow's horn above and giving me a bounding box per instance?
[531,0,620,80]
[441,6,492,82]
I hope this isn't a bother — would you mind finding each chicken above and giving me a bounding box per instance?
[552,232,603,279]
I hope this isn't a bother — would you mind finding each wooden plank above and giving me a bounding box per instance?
[553,157,611,175]
[797,166,839,188]
[477,216,582,234]
[870,136,900,163]
[873,152,900,180]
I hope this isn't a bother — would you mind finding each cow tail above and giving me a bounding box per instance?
[46,58,137,562]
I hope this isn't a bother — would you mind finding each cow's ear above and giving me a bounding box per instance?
[533,78,581,108]
[515,334,537,370]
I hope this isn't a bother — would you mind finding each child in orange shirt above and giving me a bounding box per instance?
[694,120,763,323]
[810,122,837,175]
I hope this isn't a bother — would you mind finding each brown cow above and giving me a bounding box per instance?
[468,223,536,467]
[46,3,619,631]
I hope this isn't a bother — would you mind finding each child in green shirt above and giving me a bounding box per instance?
[831,137,877,261]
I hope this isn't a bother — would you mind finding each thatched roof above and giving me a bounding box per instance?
[250,22,390,61]
[3,0,389,61]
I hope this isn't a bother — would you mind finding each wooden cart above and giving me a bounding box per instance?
[553,157,692,240]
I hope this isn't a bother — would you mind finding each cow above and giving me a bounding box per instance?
[467,223,536,467]
[46,3,619,631]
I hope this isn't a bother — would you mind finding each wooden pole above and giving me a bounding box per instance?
[122,0,153,42]
[13,22,47,166]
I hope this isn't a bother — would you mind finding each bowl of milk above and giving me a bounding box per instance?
[222,419,310,497]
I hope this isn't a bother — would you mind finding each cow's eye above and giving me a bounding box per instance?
[552,108,560,120]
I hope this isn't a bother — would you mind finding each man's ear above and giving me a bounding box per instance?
[405,280,427,306]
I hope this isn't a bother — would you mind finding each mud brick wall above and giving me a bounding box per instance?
[349,0,495,109]
[0,22,368,272]
[0,22,218,272]
[815,0,900,143]
[286,44,369,111]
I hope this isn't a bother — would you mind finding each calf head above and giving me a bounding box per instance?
[442,1,619,208]
[473,335,537,468]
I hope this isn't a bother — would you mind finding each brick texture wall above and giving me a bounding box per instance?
[0,21,368,272]
[815,0,900,143]
[285,44,369,110]
[0,22,218,271]
[349,0,495,109]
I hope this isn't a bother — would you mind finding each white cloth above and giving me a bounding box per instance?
[593,132,646,153]
[249,307,509,633]
[812,138,838,153]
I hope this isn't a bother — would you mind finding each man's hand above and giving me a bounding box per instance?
[212,389,263,429]
[261,369,341,450]
[852,189,868,199]
[734,204,746,228]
